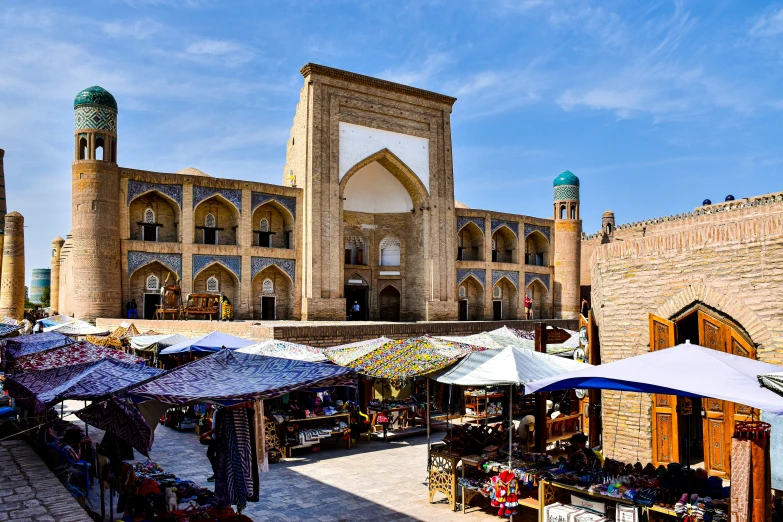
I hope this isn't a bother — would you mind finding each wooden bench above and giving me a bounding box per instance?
[156,285,183,320]
[185,294,221,320]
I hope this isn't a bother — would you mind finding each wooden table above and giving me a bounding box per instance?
[280,412,351,457]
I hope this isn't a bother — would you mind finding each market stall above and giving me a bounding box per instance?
[129,333,189,366]
[12,341,145,373]
[85,322,140,349]
[158,331,254,356]
[2,331,74,372]
[238,340,326,362]
[44,318,110,337]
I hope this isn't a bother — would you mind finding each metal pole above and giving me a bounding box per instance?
[426,379,431,469]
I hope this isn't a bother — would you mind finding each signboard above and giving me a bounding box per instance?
[677,397,693,416]
[546,327,572,345]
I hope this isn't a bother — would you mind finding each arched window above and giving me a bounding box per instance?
[205,213,216,228]
[146,274,159,291]
[262,279,274,294]
[570,204,576,219]
[259,218,269,232]
[144,208,155,224]
[493,285,502,299]
[459,286,466,298]
[206,276,219,293]
[110,139,116,163]
[345,234,366,265]
[606,223,612,235]
[52,248,57,257]
[379,236,401,266]
[95,137,105,161]
[79,137,88,160]
[491,239,497,251]
[560,205,566,220]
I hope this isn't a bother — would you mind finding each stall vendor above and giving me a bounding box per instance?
[199,406,221,482]
[566,432,599,471]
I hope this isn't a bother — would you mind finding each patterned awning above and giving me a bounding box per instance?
[323,337,393,366]
[2,332,74,372]
[13,341,144,373]
[237,340,326,362]
[76,397,156,456]
[130,349,357,406]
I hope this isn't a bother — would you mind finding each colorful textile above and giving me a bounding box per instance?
[85,335,122,348]
[323,337,392,366]
[731,438,751,522]
[76,396,155,456]
[130,333,189,353]
[6,358,161,412]
[2,332,74,371]
[13,341,144,373]
[214,408,257,510]
[159,331,254,355]
[130,349,357,406]
[0,323,22,338]
[85,323,140,348]
[237,340,326,362]
[342,336,485,383]
[44,319,109,336]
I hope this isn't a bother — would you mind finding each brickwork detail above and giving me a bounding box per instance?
[251,192,296,217]
[524,223,550,242]
[193,254,241,280]
[127,179,183,208]
[0,212,24,320]
[491,219,519,236]
[128,251,182,279]
[457,216,485,233]
[457,268,485,287]
[251,256,295,282]
[491,269,518,288]
[525,272,550,291]
[193,186,242,211]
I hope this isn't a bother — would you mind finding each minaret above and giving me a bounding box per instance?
[0,212,25,320]
[0,150,7,283]
[72,86,122,320]
[552,170,582,320]
[50,236,65,313]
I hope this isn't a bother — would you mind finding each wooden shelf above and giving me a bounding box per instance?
[542,480,677,518]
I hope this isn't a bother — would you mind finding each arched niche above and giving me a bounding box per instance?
[129,191,180,242]
[492,226,517,264]
[492,277,519,320]
[193,263,239,305]
[378,284,401,322]
[252,264,293,320]
[458,222,484,261]
[252,200,294,249]
[457,275,484,321]
[129,261,177,319]
[525,278,550,319]
[379,236,401,267]
[525,231,549,267]
[344,230,368,266]
[194,195,239,246]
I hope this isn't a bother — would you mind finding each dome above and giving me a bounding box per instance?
[74,86,117,111]
[725,195,735,202]
[702,199,712,206]
[602,210,615,218]
[553,170,579,187]
[52,236,65,245]
[454,200,469,209]
[177,167,212,177]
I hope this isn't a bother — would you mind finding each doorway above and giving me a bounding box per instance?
[204,228,217,245]
[650,306,757,477]
[379,286,401,322]
[345,286,368,320]
[261,296,276,320]
[458,300,469,321]
[143,293,161,320]
[492,300,502,320]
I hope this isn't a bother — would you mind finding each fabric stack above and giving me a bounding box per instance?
[544,502,609,521]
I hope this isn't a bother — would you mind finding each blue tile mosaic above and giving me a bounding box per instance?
[193,254,242,281]
[523,223,551,242]
[554,185,580,201]
[193,186,242,212]
[128,251,182,280]
[524,272,550,291]
[492,270,519,288]
[457,268,485,287]
[74,106,117,133]
[127,180,183,208]
[251,192,296,218]
[491,219,519,237]
[456,216,485,233]
[251,257,296,283]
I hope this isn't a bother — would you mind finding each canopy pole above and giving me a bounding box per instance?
[426,379,431,470]
[509,384,514,521]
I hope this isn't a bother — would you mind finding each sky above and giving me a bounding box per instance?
[2,1,783,286]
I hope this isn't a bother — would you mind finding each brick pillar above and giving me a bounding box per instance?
[50,237,65,313]
[0,150,7,284]
[0,212,25,320]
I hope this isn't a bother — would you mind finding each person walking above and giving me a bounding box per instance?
[199,406,221,482]
[524,294,532,320]
[129,299,138,319]
[351,301,360,320]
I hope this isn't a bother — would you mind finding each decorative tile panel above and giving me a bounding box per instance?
[554,185,580,201]
[491,219,519,237]
[193,254,242,281]
[127,180,183,208]
[193,186,242,212]
[457,268,485,287]
[74,106,117,133]
[492,270,519,288]
[128,251,182,280]
[251,192,296,218]
[456,216,485,233]
[524,272,551,291]
[524,223,551,242]
[251,257,296,282]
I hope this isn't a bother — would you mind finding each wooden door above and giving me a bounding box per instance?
[492,301,502,320]
[650,314,679,467]
[261,296,275,320]
[729,330,757,424]
[458,300,468,321]
[698,310,730,477]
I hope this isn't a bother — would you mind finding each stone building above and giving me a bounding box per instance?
[581,193,783,477]
[0,211,25,320]
[56,64,582,323]
[29,268,51,305]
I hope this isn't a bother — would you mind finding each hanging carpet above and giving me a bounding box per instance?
[76,396,156,456]
[2,332,74,372]
[13,341,145,373]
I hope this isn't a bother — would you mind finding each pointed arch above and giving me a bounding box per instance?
[491,226,518,263]
[458,274,484,321]
[194,194,240,246]
[339,147,429,207]
[129,190,181,242]
[525,277,550,319]
[252,199,294,249]
[128,188,181,210]
[193,260,240,282]
[457,221,484,261]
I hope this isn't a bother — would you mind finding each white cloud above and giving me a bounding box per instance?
[102,19,161,39]
[182,39,255,65]
[378,52,453,87]
[749,7,783,38]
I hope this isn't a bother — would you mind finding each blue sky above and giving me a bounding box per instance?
[2,1,783,286]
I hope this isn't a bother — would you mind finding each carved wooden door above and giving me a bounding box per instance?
[649,314,679,467]
[698,311,730,477]
[729,330,757,426]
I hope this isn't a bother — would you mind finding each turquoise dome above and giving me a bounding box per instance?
[74,86,117,111]
[553,170,579,187]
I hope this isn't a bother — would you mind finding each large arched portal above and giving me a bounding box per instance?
[525,278,550,319]
[129,261,177,319]
[252,201,294,249]
[525,231,549,267]
[341,149,428,321]
[129,191,180,242]
[458,222,484,261]
[492,226,517,263]
[252,265,293,320]
[491,277,518,320]
[194,195,239,246]
[193,263,239,308]
[650,304,756,477]
[457,275,484,321]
